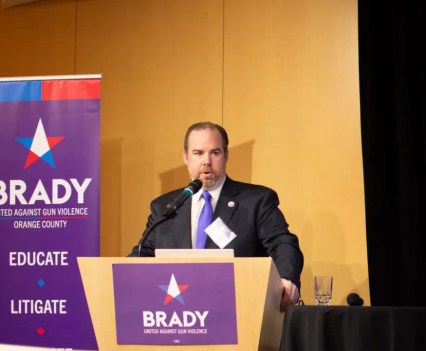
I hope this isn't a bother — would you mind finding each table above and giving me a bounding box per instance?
[280,305,426,351]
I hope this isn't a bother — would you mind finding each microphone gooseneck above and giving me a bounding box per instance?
[137,216,171,257]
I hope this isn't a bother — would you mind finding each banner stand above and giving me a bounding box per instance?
[0,75,101,350]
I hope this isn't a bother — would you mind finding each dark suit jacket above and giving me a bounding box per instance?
[129,177,303,288]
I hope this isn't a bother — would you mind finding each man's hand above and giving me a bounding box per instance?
[280,278,299,312]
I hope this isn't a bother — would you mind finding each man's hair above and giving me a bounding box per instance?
[184,121,229,153]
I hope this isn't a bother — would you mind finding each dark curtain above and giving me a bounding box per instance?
[358,1,426,306]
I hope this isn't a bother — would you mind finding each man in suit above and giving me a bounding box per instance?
[129,121,303,310]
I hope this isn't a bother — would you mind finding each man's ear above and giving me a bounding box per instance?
[183,151,188,165]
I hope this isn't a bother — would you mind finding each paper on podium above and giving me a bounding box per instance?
[155,249,234,258]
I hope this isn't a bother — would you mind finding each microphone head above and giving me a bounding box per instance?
[162,179,203,217]
[347,293,364,306]
[188,179,203,194]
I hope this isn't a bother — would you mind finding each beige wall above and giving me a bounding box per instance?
[0,0,369,305]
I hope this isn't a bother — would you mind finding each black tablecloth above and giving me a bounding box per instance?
[280,305,426,351]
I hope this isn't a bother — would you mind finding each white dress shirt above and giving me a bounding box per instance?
[190,176,226,248]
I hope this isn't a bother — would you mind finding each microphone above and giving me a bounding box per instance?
[136,179,203,256]
[347,293,364,306]
[162,179,203,217]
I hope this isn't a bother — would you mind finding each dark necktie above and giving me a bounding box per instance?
[196,191,213,249]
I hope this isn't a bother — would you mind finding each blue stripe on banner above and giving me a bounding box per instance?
[0,81,42,102]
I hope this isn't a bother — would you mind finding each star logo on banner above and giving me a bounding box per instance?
[16,118,64,169]
[158,273,190,305]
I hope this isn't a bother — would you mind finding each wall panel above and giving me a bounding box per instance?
[0,0,76,76]
[223,0,368,305]
[74,0,224,256]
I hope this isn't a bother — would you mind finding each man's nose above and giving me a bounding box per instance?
[202,154,212,165]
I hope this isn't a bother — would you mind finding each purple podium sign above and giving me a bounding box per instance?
[112,263,238,345]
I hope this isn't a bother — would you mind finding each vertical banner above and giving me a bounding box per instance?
[0,75,100,350]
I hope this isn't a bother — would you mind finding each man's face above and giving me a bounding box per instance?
[184,128,228,190]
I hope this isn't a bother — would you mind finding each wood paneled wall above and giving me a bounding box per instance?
[0,0,369,305]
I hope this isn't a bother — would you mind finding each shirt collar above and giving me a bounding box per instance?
[192,175,226,205]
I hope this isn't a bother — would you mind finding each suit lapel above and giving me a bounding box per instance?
[172,199,192,248]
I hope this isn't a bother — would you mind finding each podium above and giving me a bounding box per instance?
[78,257,284,351]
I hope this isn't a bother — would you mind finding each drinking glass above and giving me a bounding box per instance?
[314,276,333,306]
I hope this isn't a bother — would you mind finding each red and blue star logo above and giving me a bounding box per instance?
[16,118,64,169]
[158,274,190,305]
